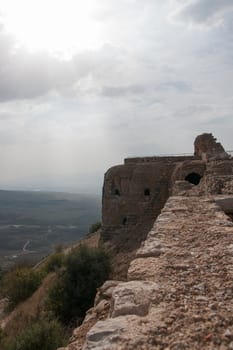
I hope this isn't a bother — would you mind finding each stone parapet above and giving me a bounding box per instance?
[124,155,196,164]
[79,195,233,350]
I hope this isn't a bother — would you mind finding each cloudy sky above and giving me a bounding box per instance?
[0,0,233,193]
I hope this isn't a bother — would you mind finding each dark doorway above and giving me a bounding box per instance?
[185,172,202,185]
[114,189,120,196]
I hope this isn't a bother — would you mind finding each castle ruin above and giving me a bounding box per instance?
[61,133,233,350]
[101,133,233,247]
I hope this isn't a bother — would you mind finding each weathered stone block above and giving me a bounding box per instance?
[110,281,160,318]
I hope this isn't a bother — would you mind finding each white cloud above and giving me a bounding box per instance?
[0,1,233,190]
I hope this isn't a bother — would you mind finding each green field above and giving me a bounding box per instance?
[0,190,101,267]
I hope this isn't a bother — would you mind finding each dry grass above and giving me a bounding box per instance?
[1,272,57,343]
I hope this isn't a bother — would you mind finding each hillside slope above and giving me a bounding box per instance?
[0,231,101,348]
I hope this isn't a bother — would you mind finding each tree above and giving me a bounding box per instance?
[47,245,111,325]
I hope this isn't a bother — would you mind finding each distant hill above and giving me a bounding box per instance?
[0,190,101,267]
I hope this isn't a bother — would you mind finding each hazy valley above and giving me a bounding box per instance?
[0,190,101,268]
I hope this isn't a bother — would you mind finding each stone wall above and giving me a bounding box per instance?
[62,195,233,350]
[101,158,200,247]
[101,156,206,246]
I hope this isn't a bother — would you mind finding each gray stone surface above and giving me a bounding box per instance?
[111,280,160,317]
[83,317,128,350]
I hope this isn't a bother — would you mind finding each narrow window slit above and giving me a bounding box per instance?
[122,217,127,225]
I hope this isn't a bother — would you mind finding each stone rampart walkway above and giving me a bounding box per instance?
[82,196,233,350]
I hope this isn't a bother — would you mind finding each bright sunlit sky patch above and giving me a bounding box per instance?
[0,0,233,192]
[0,0,104,56]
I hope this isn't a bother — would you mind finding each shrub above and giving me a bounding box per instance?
[0,265,4,283]
[47,245,111,325]
[89,221,102,234]
[4,318,66,350]
[1,267,42,309]
[44,252,64,273]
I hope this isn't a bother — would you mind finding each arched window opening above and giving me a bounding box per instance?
[113,189,120,196]
[122,217,127,225]
[185,172,202,186]
[144,188,150,196]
